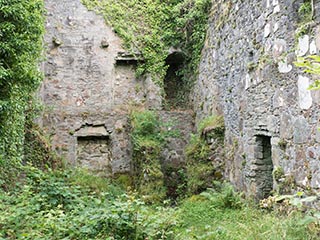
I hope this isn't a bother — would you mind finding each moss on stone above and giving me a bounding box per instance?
[273,166,285,182]
[112,173,134,189]
[130,109,165,203]
[186,115,225,194]
[278,139,287,151]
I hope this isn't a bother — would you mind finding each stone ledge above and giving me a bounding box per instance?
[115,51,144,64]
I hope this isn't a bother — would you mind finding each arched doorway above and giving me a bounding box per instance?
[164,51,185,108]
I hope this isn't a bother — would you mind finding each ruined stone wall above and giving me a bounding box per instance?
[194,0,320,197]
[41,0,194,179]
[42,0,162,176]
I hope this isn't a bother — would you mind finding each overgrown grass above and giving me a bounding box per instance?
[0,168,318,239]
[175,185,317,240]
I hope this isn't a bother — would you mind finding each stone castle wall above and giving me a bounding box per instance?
[194,0,320,197]
[41,0,192,178]
[42,0,163,176]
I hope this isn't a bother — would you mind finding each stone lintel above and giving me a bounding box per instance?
[115,51,143,64]
[75,125,109,137]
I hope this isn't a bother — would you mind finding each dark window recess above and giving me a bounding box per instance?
[77,136,109,141]
[255,135,273,199]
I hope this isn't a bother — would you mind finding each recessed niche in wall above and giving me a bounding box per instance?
[164,51,185,108]
[75,126,112,176]
[255,135,273,199]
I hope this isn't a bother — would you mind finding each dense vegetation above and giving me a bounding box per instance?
[82,0,211,107]
[130,109,181,202]
[130,110,167,202]
[0,168,318,239]
[0,0,45,188]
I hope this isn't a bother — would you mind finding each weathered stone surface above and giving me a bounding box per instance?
[280,112,293,140]
[293,116,310,144]
[77,137,112,176]
[298,75,312,110]
[296,35,309,57]
[159,110,194,197]
[159,110,194,167]
[278,58,292,73]
[75,126,108,137]
[193,0,320,197]
[42,0,320,197]
[41,0,164,176]
[273,39,286,59]
[264,23,271,38]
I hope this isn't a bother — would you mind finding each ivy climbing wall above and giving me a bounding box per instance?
[194,0,320,197]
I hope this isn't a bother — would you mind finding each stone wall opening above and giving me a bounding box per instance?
[255,135,273,199]
[77,135,112,176]
[164,51,184,108]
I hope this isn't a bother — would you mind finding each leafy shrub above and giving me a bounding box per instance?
[130,110,165,202]
[295,55,320,90]
[174,186,318,240]
[197,115,225,136]
[298,1,313,22]
[186,134,211,162]
[199,182,243,210]
[131,110,160,139]
[24,121,63,170]
[67,167,126,196]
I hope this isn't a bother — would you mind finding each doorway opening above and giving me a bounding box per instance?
[255,135,273,199]
[164,51,185,109]
[77,135,112,176]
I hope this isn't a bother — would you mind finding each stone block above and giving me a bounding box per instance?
[280,112,293,140]
[296,35,309,57]
[267,115,278,133]
[278,58,292,73]
[307,146,318,160]
[293,116,310,144]
[254,152,263,159]
[311,173,320,189]
[298,75,312,110]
